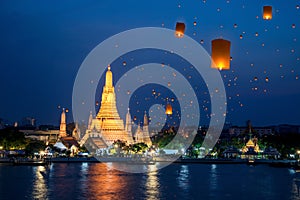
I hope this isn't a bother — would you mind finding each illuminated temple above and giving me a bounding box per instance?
[80,66,152,149]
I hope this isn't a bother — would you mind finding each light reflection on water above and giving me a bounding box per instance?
[145,165,160,200]
[293,178,300,198]
[177,165,190,192]
[292,171,300,199]
[209,164,217,192]
[32,166,49,200]
[87,164,124,200]
[1,163,300,200]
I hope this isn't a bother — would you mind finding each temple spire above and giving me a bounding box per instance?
[143,111,148,126]
[84,65,134,145]
[125,108,132,133]
[135,124,142,143]
[72,122,81,141]
[59,108,67,138]
[105,65,113,87]
[142,111,152,147]
[96,65,120,119]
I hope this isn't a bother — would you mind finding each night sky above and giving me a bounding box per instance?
[0,0,300,127]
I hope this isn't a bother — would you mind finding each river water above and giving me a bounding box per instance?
[0,163,300,200]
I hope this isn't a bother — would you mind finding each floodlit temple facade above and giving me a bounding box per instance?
[242,136,260,153]
[80,66,152,149]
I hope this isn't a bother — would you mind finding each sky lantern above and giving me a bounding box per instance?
[265,77,269,82]
[211,39,231,70]
[165,103,173,115]
[263,6,272,20]
[175,22,185,38]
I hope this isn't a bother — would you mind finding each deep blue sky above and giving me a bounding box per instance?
[0,0,299,126]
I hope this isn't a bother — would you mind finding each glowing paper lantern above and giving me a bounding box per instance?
[265,77,269,82]
[175,22,185,38]
[263,6,272,20]
[211,39,231,70]
[165,104,173,115]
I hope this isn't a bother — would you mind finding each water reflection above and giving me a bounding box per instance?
[209,164,218,191]
[32,166,48,200]
[2,163,300,199]
[108,162,165,174]
[293,179,300,197]
[292,172,300,199]
[177,165,190,192]
[79,162,89,193]
[87,163,128,200]
[81,162,89,173]
[145,165,160,200]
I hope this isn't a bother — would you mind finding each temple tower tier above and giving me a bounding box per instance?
[81,66,134,147]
